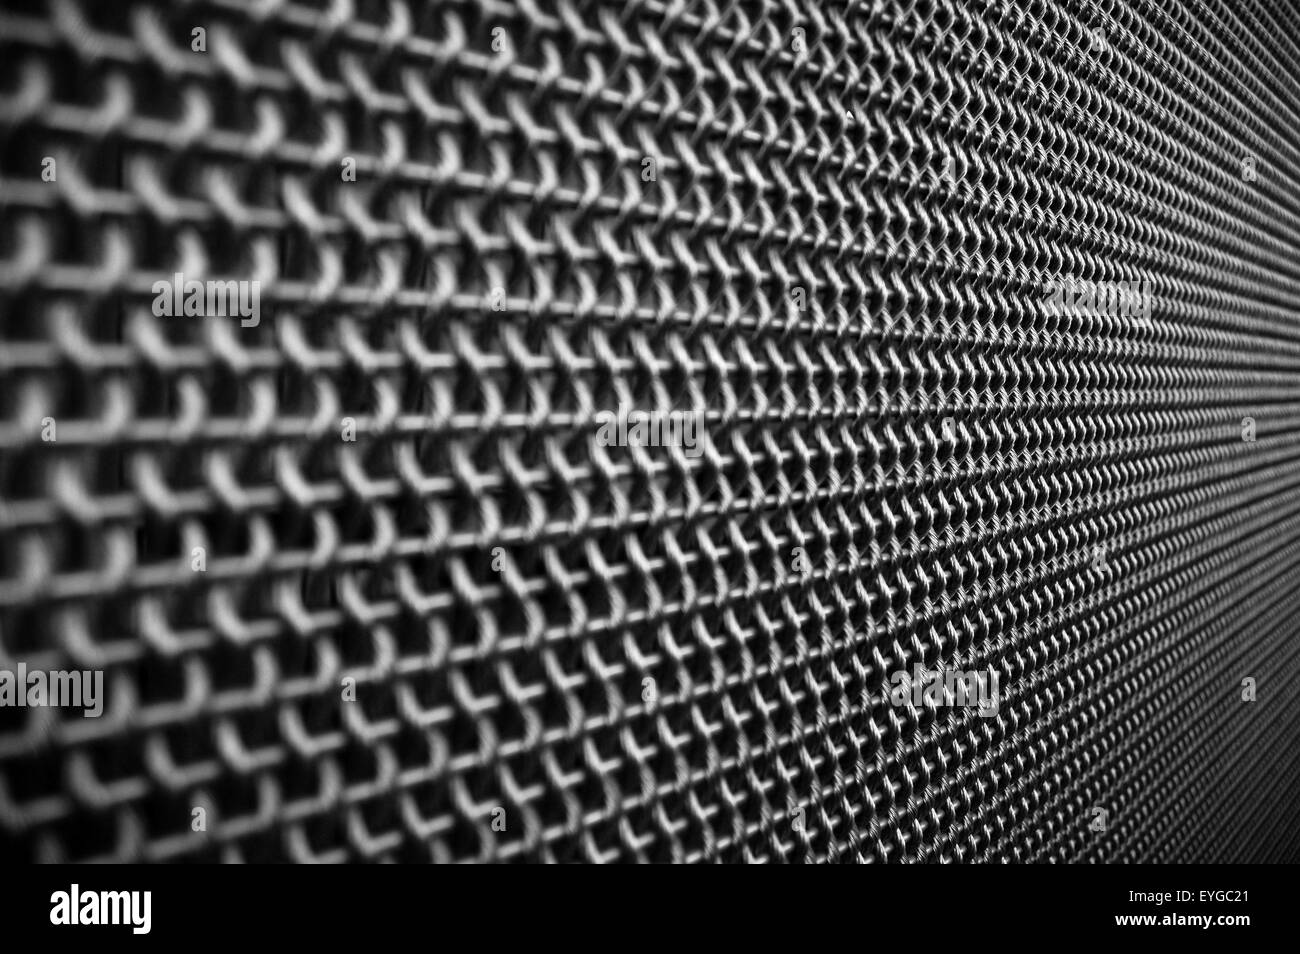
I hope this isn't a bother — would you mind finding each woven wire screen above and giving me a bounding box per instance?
[2,0,1300,863]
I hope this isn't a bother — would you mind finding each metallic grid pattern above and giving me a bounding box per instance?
[2,0,1300,863]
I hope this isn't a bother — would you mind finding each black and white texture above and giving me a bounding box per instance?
[1,0,1299,863]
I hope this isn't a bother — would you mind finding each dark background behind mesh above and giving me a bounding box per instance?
[1,0,1299,863]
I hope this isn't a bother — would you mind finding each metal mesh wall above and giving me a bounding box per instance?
[2,0,1300,864]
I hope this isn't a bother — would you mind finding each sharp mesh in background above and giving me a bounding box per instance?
[1,0,1300,863]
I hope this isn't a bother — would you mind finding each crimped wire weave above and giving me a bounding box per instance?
[2,0,1300,863]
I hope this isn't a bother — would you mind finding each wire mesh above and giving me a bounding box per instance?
[2,0,1300,862]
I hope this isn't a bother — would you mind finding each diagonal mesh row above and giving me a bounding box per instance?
[1,0,1300,863]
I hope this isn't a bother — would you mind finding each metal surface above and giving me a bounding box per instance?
[1,0,1300,862]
